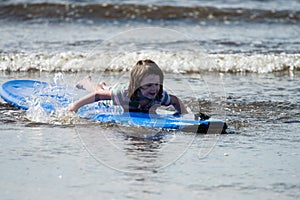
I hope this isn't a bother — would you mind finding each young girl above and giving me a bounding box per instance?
[68,59,188,114]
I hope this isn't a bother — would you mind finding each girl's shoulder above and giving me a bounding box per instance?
[163,90,172,105]
[110,87,130,105]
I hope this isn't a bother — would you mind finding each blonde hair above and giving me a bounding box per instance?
[127,59,164,100]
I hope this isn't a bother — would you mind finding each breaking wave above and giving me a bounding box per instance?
[1,51,299,73]
[0,2,299,23]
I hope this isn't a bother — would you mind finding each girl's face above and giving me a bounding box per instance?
[139,74,161,99]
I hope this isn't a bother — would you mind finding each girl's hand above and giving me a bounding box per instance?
[170,94,188,114]
[149,104,160,114]
[68,103,77,113]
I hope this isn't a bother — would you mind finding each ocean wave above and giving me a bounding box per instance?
[0,52,299,74]
[0,2,299,23]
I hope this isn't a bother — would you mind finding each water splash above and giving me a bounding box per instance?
[25,73,78,124]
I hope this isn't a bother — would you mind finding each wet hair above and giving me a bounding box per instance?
[127,59,164,100]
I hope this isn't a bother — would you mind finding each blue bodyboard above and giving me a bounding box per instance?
[0,79,227,134]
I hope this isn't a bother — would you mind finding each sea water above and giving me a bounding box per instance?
[0,0,299,199]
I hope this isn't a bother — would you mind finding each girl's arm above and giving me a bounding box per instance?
[68,90,111,112]
[169,94,188,114]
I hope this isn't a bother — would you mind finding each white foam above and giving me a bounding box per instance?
[211,53,300,73]
[1,51,299,73]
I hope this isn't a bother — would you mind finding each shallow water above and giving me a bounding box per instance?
[1,118,299,200]
[1,71,300,199]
